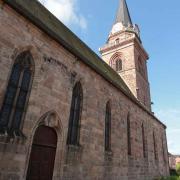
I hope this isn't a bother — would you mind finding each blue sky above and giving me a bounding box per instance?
[39,0,180,154]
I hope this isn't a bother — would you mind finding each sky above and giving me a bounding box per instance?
[38,0,180,155]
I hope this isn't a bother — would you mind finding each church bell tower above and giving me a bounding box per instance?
[100,0,152,110]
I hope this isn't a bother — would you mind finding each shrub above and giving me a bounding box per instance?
[170,169,178,176]
[176,163,180,176]
[155,176,180,180]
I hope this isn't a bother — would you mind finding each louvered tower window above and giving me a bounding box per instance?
[105,101,111,151]
[110,54,123,72]
[67,82,83,145]
[0,51,34,136]
[115,59,122,71]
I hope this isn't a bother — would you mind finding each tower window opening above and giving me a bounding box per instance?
[115,59,122,71]
[110,54,123,72]
[115,38,120,44]
[0,51,34,137]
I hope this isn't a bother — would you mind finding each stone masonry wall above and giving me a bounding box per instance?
[0,1,169,180]
[101,33,151,111]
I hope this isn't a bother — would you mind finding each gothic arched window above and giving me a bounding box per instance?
[105,101,111,151]
[110,59,122,72]
[0,51,34,136]
[153,131,158,160]
[67,82,83,145]
[162,136,166,162]
[115,59,122,71]
[142,123,146,158]
[127,113,131,155]
[110,53,123,72]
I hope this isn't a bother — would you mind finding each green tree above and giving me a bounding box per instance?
[176,163,180,176]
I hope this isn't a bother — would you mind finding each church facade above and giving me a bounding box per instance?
[0,0,169,179]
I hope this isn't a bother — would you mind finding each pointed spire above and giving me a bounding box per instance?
[115,0,132,27]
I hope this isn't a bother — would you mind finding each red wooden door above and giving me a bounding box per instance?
[27,126,57,180]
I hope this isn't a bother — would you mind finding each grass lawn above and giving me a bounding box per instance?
[156,176,180,180]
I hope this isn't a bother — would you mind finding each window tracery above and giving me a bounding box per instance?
[67,82,83,145]
[0,51,34,137]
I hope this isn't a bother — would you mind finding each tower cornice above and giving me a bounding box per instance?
[108,29,141,43]
[100,38,134,54]
[100,33,148,60]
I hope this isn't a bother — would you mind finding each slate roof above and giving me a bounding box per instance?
[3,0,166,128]
[115,0,133,26]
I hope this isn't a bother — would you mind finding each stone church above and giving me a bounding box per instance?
[0,0,169,179]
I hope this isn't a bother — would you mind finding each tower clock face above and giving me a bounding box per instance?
[111,23,123,34]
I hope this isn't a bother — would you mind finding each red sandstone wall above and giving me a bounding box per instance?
[0,1,169,179]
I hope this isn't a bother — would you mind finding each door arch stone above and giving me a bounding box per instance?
[27,125,57,180]
[26,111,64,180]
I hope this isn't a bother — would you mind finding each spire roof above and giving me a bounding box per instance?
[115,0,132,27]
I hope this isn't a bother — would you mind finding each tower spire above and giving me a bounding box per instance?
[115,0,132,27]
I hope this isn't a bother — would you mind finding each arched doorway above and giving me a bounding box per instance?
[27,125,57,180]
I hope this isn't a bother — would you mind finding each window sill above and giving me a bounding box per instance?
[65,144,83,164]
[105,150,113,156]
[0,134,26,144]
[66,144,83,152]
[0,129,26,144]
[104,150,113,163]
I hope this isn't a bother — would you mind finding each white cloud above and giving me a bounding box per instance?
[156,108,180,155]
[38,0,87,29]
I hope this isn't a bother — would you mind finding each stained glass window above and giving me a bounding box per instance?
[127,113,131,155]
[0,51,34,136]
[105,101,111,151]
[67,82,83,145]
